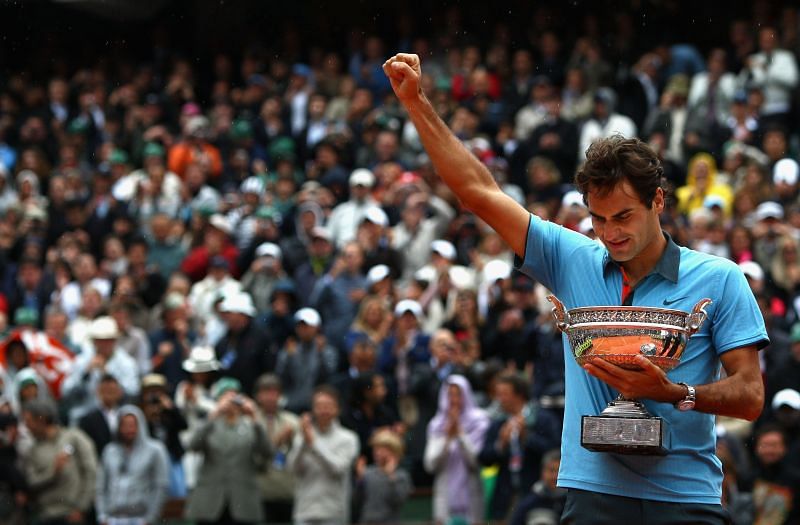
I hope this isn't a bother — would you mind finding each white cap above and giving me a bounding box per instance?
[772,388,800,411]
[255,242,282,260]
[739,260,765,282]
[182,346,222,373]
[208,214,233,235]
[294,307,321,327]
[219,292,257,317]
[448,266,477,291]
[578,216,594,235]
[90,316,120,340]
[362,206,389,227]
[482,259,511,283]
[754,201,784,221]
[703,195,726,209]
[240,176,266,195]
[774,158,800,186]
[413,266,437,283]
[310,226,333,242]
[394,299,423,319]
[431,239,457,261]
[349,168,376,187]
[367,264,391,286]
[561,190,586,209]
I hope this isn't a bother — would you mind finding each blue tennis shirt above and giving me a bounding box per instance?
[516,214,768,504]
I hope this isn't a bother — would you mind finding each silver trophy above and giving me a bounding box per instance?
[548,295,712,455]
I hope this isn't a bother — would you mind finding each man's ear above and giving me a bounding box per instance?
[653,187,665,213]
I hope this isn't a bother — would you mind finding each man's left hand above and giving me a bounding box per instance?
[583,355,683,403]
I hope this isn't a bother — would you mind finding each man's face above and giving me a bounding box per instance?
[94,338,116,358]
[312,392,338,428]
[97,380,123,408]
[756,431,786,466]
[495,382,521,415]
[295,321,317,342]
[23,412,48,440]
[588,181,664,264]
[541,458,560,490]
[118,414,138,445]
[256,387,280,414]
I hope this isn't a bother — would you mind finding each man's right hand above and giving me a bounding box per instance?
[383,54,422,104]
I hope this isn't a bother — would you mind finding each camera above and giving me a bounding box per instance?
[231,395,244,407]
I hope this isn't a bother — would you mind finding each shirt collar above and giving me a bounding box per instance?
[603,231,680,284]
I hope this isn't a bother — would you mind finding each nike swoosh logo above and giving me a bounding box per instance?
[663,296,688,306]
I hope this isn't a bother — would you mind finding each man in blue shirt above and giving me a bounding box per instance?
[383,53,767,524]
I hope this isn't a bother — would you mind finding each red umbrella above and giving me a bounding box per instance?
[0,329,75,399]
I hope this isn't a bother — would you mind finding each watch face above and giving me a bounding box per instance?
[678,400,695,411]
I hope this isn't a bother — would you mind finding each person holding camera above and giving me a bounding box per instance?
[139,374,188,499]
[184,377,271,525]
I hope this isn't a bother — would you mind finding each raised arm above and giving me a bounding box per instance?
[383,53,530,257]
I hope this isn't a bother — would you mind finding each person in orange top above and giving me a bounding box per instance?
[168,115,223,180]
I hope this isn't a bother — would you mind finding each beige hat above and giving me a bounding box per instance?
[141,373,168,390]
[89,316,119,340]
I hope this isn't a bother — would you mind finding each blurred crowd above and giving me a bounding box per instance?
[2,2,800,524]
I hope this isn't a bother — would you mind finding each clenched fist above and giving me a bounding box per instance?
[383,53,423,103]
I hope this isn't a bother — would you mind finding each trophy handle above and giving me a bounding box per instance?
[687,298,713,335]
[547,294,570,332]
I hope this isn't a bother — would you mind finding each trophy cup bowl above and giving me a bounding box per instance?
[547,294,712,455]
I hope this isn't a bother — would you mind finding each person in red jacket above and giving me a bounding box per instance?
[180,214,239,282]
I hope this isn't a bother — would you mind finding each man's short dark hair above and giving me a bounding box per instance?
[313,384,340,406]
[496,373,530,401]
[255,373,282,393]
[22,399,59,425]
[575,136,664,208]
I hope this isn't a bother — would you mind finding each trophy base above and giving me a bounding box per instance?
[581,399,668,455]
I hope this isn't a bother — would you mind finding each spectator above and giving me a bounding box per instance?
[749,424,800,524]
[309,241,369,352]
[341,371,400,461]
[741,26,799,128]
[676,153,734,218]
[175,345,220,489]
[327,169,380,248]
[0,413,27,525]
[145,213,187,280]
[109,302,151,376]
[353,428,413,524]
[391,191,455,282]
[185,377,271,525]
[139,373,188,499]
[241,241,289,313]
[22,399,97,525]
[254,374,299,524]
[215,291,273,395]
[276,307,339,413]
[287,385,359,525]
[95,405,170,525]
[292,226,335,307]
[180,215,240,282]
[424,375,490,525]
[578,88,637,162]
[508,449,567,525]
[168,116,223,180]
[148,292,195,389]
[62,316,140,423]
[479,373,562,521]
[77,373,124,457]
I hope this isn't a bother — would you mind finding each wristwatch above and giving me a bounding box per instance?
[675,382,696,411]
